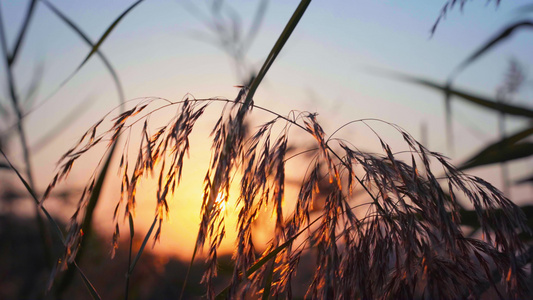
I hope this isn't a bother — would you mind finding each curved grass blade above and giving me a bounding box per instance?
[443,20,533,153]
[30,0,142,114]
[40,0,126,103]
[449,21,533,80]
[73,0,144,72]
[374,70,533,118]
[516,174,533,185]
[460,142,533,171]
[459,125,533,170]
[0,149,100,299]
[443,85,454,154]
[487,126,533,150]
[39,0,130,240]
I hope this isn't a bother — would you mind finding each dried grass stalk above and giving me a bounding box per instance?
[45,94,530,299]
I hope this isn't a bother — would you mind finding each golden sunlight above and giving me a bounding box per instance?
[214,191,227,213]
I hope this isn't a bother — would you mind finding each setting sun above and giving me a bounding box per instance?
[214,192,227,213]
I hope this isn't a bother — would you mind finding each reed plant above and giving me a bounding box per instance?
[2,0,532,299]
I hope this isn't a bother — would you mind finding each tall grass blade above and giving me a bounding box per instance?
[376,70,533,118]
[74,261,102,300]
[244,0,311,106]
[179,242,199,300]
[128,215,157,274]
[443,87,454,154]
[39,0,129,258]
[30,0,141,114]
[0,2,35,186]
[82,142,117,239]
[480,126,533,155]
[8,0,37,65]
[460,142,533,170]
[37,1,130,293]
[129,213,135,240]
[0,149,100,299]
[76,0,144,70]
[1,0,56,273]
[125,213,135,300]
[126,216,157,299]
[55,134,120,296]
[78,141,119,262]
[0,149,60,236]
[459,126,533,170]
[457,206,533,235]
[261,260,275,299]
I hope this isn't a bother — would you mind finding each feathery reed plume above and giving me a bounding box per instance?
[45,93,530,299]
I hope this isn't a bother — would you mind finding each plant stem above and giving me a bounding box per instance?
[0,1,53,267]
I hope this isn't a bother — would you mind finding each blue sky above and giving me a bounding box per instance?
[2,0,530,146]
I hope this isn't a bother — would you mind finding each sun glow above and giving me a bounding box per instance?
[214,192,227,213]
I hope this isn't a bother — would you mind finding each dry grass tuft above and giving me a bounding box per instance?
[44,91,531,299]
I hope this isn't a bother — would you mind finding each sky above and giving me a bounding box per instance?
[1,0,532,259]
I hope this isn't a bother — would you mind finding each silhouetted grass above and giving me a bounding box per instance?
[44,90,531,298]
[2,1,533,299]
